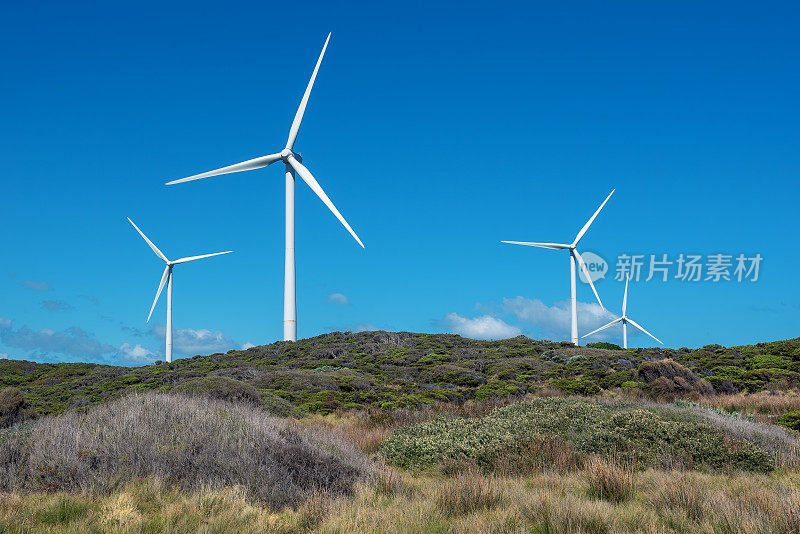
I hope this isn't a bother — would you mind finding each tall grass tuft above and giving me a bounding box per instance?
[584,457,635,503]
[652,474,707,521]
[435,464,505,516]
[522,493,611,534]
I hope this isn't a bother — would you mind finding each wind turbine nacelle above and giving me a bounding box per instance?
[280,149,302,163]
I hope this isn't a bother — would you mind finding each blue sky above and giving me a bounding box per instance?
[1,1,798,364]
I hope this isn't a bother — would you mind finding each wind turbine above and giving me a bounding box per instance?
[582,276,663,349]
[502,189,614,345]
[165,33,363,342]
[127,218,232,363]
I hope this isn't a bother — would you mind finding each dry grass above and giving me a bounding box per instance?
[697,390,800,421]
[435,464,505,516]
[301,413,391,454]
[584,457,636,503]
[651,473,708,521]
[1,462,799,532]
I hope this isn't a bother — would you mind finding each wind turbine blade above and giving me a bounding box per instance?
[581,317,623,338]
[286,156,364,248]
[172,251,233,264]
[626,317,663,345]
[147,266,170,323]
[285,33,331,150]
[574,250,604,309]
[128,217,168,263]
[500,241,570,250]
[573,189,615,245]
[166,154,283,185]
[622,276,629,316]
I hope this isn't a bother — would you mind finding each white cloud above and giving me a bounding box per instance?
[327,293,350,305]
[241,341,256,350]
[150,325,235,355]
[503,297,617,341]
[444,313,522,340]
[117,343,156,364]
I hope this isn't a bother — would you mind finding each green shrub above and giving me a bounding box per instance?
[474,380,524,400]
[776,410,800,431]
[260,391,297,417]
[744,354,791,370]
[549,378,601,396]
[621,381,640,390]
[417,353,451,365]
[379,398,774,473]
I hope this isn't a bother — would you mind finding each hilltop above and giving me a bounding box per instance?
[2,331,799,420]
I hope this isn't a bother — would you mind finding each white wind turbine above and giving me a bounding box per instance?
[502,189,615,345]
[582,276,663,349]
[165,33,363,342]
[127,218,232,363]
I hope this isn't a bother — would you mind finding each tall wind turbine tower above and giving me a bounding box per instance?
[166,34,363,342]
[502,189,614,345]
[582,276,663,349]
[128,218,232,362]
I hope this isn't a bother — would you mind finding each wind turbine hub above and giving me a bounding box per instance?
[280,149,293,160]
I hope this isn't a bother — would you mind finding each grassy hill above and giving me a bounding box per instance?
[1,334,800,532]
[2,331,800,420]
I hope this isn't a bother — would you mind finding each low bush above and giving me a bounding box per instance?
[549,378,601,396]
[260,390,297,417]
[638,359,697,384]
[0,387,36,428]
[380,398,777,473]
[171,377,262,406]
[776,410,800,431]
[0,393,373,508]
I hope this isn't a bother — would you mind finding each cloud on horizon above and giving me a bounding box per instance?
[503,296,618,341]
[116,343,156,364]
[149,324,236,355]
[0,317,115,358]
[443,313,522,340]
